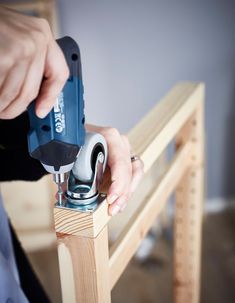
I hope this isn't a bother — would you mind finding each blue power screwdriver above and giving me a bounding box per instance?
[27,37,86,205]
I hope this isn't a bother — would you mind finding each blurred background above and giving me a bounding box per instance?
[0,0,235,302]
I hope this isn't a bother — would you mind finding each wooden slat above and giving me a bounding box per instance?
[109,141,193,289]
[108,152,166,243]
[128,82,204,172]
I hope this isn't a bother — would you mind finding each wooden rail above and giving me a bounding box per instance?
[54,82,205,303]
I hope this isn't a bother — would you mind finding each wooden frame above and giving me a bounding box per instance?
[54,82,205,303]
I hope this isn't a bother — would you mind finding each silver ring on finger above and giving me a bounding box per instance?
[131,155,140,162]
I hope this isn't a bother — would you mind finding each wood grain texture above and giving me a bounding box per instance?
[174,99,205,303]
[109,141,193,289]
[54,198,110,238]
[108,152,166,243]
[57,226,110,303]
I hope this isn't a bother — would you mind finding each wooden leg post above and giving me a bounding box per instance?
[174,95,205,303]
[54,204,111,303]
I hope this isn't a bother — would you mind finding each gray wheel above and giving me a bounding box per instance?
[72,132,108,182]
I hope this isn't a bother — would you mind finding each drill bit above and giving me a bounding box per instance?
[58,182,63,206]
[54,173,66,206]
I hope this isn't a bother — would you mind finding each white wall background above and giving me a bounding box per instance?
[57,0,235,200]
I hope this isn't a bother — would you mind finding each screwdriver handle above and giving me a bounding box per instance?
[27,37,85,174]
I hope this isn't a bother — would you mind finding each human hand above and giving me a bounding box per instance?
[0,7,69,119]
[86,124,144,216]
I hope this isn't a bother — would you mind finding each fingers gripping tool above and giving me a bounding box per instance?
[27,36,107,211]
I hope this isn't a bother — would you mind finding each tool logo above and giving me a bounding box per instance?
[54,92,66,134]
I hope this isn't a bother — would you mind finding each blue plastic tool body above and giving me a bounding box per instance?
[27,37,85,173]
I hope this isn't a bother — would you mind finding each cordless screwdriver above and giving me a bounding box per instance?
[27,36,85,205]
